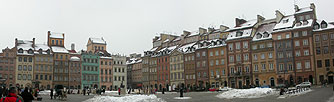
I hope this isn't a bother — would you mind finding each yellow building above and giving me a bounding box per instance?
[87,37,107,53]
[15,38,35,88]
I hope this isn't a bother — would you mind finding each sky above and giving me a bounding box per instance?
[0,0,333,55]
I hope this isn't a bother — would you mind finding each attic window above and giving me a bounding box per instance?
[39,49,43,54]
[303,20,309,25]
[283,19,289,23]
[256,33,262,39]
[236,31,243,37]
[47,49,50,54]
[296,22,302,26]
[263,32,270,38]
[321,21,328,28]
[28,49,33,54]
[18,48,23,53]
[313,24,320,30]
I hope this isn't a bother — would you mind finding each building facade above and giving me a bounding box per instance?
[15,38,35,88]
[100,57,113,90]
[112,55,127,90]
[0,47,16,87]
[33,44,53,89]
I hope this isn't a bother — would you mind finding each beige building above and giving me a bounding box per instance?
[169,49,184,91]
[33,44,53,89]
[87,37,107,53]
[15,38,35,88]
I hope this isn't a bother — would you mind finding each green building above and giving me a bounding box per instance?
[81,52,100,89]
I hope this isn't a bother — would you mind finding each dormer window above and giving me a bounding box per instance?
[313,24,320,30]
[321,21,328,28]
[39,49,43,54]
[256,33,262,39]
[46,49,51,54]
[303,20,309,25]
[18,48,23,53]
[283,19,289,24]
[263,32,269,38]
[236,31,243,37]
[28,49,33,54]
[296,22,302,26]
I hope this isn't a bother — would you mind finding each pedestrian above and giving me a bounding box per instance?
[83,88,86,96]
[20,87,34,102]
[118,88,121,95]
[0,87,3,97]
[0,87,22,102]
[50,89,54,99]
[87,89,90,95]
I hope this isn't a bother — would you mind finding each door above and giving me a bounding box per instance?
[270,78,275,87]
[328,76,333,84]
[238,80,242,89]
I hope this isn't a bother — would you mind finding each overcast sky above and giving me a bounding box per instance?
[0,0,333,55]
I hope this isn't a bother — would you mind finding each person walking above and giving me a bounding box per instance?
[20,87,34,102]
[50,89,54,99]
[83,88,86,96]
[118,88,121,95]
[0,87,22,102]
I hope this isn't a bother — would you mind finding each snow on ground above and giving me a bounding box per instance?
[39,90,53,95]
[83,95,165,102]
[277,89,312,99]
[173,97,192,100]
[105,91,118,96]
[216,88,278,99]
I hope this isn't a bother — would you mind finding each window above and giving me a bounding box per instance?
[325,59,330,67]
[304,50,309,56]
[297,62,302,69]
[323,34,328,41]
[210,52,213,56]
[262,64,266,70]
[236,42,240,50]
[253,54,258,60]
[244,54,249,61]
[197,62,200,67]
[196,52,200,57]
[35,75,38,80]
[210,60,213,66]
[286,34,290,39]
[324,46,329,54]
[245,66,250,72]
[23,66,27,71]
[316,47,321,55]
[221,59,225,65]
[268,53,273,59]
[230,68,234,74]
[222,69,225,75]
[267,43,272,47]
[252,45,257,50]
[229,56,234,62]
[305,15,311,20]
[52,40,54,45]
[202,61,206,67]
[279,64,283,71]
[294,32,299,37]
[215,60,219,65]
[278,35,282,40]
[269,63,274,70]
[317,60,322,68]
[243,41,248,48]
[261,53,265,59]
[28,65,32,71]
[260,44,265,49]
[295,40,300,47]
[18,65,22,70]
[299,16,304,21]
[220,50,224,55]
[202,51,206,56]
[236,54,241,62]
[302,31,308,36]
[215,51,219,56]
[305,61,310,69]
[254,65,258,71]
[303,39,308,45]
[210,70,214,77]
[56,40,58,45]
[331,33,334,39]
[278,52,283,58]
[228,44,233,51]
[315,35,320,42]
[295,51,301,57]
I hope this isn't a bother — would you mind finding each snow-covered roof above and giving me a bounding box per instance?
[208,39,226,48]
[178,42,197,52]
[100,56,113,59]
[150,47,158,52]
[70,56,80,61]
[34,44,50,51]
[226,28,252,41]
[273,15,295,32]
[163,39,169,43]
[49,32,64,39]
[51,46,69,53]
[17,40,34,50]
[253,23,276,41]
[295,7,313,14]
[292,19,313,30]
[90,37,106,44]
[313,20,334,32]
[126,58,142,65]
[228,19,257,31]
[188,30,199,37]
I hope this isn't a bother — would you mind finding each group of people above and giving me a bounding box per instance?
[0,87,36,102]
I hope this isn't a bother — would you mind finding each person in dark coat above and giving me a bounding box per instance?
[0,87,3,97]
[50,89,54,99]
[20,87,34,102]
[0,87,22,102]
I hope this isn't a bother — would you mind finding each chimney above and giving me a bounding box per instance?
[71,43,75,51]
[294,5,299,12]
[235,18,247,27]
[257,15,265,23]
[275,10,284,23]
[220,25,229,31]
[199,27,207,34]
[208,28,215,33]
[15,38,18,47]
[47,31,50,46]
[32,38,35,47]
[310,3,315,9]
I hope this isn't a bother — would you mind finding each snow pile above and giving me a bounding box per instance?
[104,91,118,96]
[216,88,277,99]
[83,95,165,102]
[277,89,312,99]
[174,97,192,100]
[39,90,55,95]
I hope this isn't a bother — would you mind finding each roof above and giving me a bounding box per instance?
[273,15,295,32]
[70,56,80,61]
[313,20,334,32]
[228,19,257,31]
[51,46,69,53]
[49,32,64,39]
[17,40,34,50]
[34,44,50,51]
[208,39,226,48]
[292,19,313,30]
[253,23,276,41]
[163,39,170,43]
[295,7,313,14]
[178,42,197,52]
[226,28,252,41]
[100,56,113,59]
[126,58,142,65]
[89,37,106,44]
